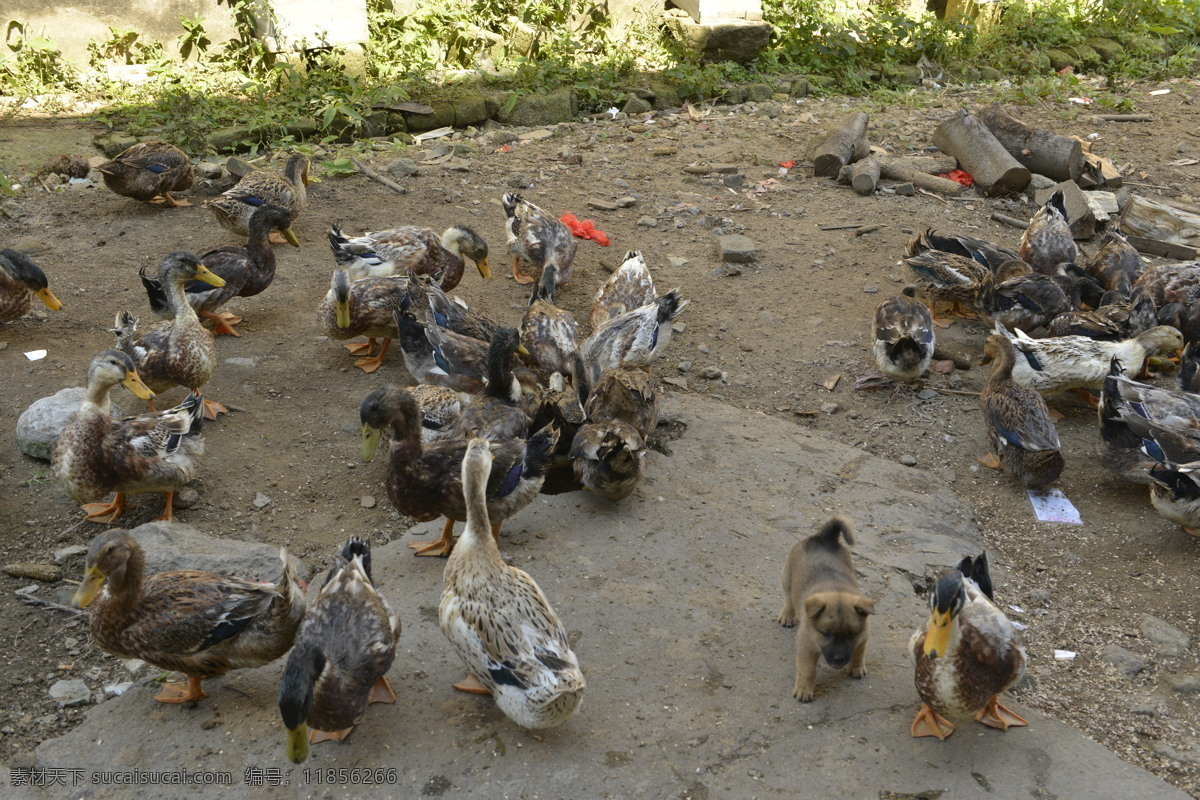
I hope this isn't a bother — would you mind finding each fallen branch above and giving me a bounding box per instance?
[15,590,86,617]
[1091,114,1153,123]
[878,156,965,196]
[991,212,1029,229]
[350,158,408,195]
[930,387,980,398]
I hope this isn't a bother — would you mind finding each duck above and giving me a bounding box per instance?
[139,205,297,337]
[521,264,581,378]
[0,248,62,321]
[584,367,658,439]
[978,334,1064,488]
[569,420,647,501]
[411,383,471,444]
[114,251,227,420]
[1134,260,1200,307]
[990,322,1183,400]
[328,224,490,289]
[522,369,587,456]
[71,528,304,703]
[426,277,503,342]
[439,437,585,727]
[503,193,577,286]
[1046,288,1156,340]
[50,350,204,523]
[359,386,558,557]
[579,290,688,385]
[316,268,412,373]
[1142,433,1200,537]
[1019,190,1078,274]
[903,249,989,327]
[278,538,399,762]
[1179,341,1200,393]
[909,553,1027,740]
[1097,358,1200,485]
[97,140,194,207]
[906,229,1021,272]
[446,329,531,442]
[1157,301,1200,344]
[424,319,523,392]
[208,154,308,240]
[978,272,1076,333]
[591,250,655,330]
[872,288,935,382]
[1083,229,1143,293]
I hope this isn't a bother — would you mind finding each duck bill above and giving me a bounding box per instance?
[36,288,63,310]
[475,257,492,280]
[923,609,953,659]
[336,301,352,329]
[286,724,310,764]
[516,343,530,357]
[71,565,106,609]
[122,370,156,400]
[194,265,226,288]
[282,226,300,248]
[361,424,382,463]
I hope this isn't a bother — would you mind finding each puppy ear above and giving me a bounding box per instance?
[803,595,827,620]
[854,597,877,617]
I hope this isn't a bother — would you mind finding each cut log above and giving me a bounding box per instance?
[878,157,965,196]
[976,104,1083,182]
[881,155,958,175]
[1123,234,1198,261]
[837,155,880,196]
[1120,194,1200,249]
[932,109,1031,196]
[812,111,870,178]
[1091,114,1154,123]
[991,212,1028,229]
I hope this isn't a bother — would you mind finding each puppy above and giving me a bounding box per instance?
[778,517,876,702]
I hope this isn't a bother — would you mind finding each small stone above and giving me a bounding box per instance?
[63,636,78,649]
[711,164,739,174]
[1168,673,1200,694]
[863,285,879,294]
[672,322,686,333]
[587,198,620,212]
[651,147,678,157]
[1101,645,1146,678]
[360,495,377,509]
[613,178,630,188]
[195,161,224,180]
[662,377,688,390]
[697,345,709,355]
[507,173,532,189]
[718,235,757,264]
[614,196,639,208]
[917,388,938,400]
[678,362,692,373]
[699,367,722,380]
[442,158,471,172]
[721,174,745,189]
[224,357,258,368]
[53,545,88,564]
[491,131,519,146]
[122,659,145,675]
[525,129,554,141]
[899,454,918,466]
[622,95,652,115]
[636,216,658,228]
[103,682,134,698]
[49,679,91,708]
[894,182,916,196]
[1141,614,1192,657]
[668,256,690,268]
[253,492,271,509]
[174,487,200,510]
[386,158,420,178]
[820,403,840,415]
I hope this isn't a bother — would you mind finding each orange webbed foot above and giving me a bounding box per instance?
[975,696,1028,730]
[154,676,207,704]
[453,674,491,695]
[911,703,956,739]
[80,493,129,524]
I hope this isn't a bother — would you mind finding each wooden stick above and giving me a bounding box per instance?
[1123,233,1198,260]
[878,156,966,196]
[852,224,882,237]
[1091,114,1153,123]
[818,223,870,231]
[932,109,1030,196]
[350,158,408,195]
[15,590,86,617]
[977,104,1083,181]
[991,212,1029,229]
[812,111,870,178]
[930,387,980,398]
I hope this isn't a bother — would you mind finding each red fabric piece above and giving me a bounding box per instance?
[779,160,795,169]
[560,213,611,246]
[939,169,975,187]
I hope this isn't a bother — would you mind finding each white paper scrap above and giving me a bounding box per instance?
[412,126,453,142]
[1027,489,1082,525]
[1149,89,1171,96]
[1008,605,1025,614]
[1012,621,1028,632]
[1054,649,1077,661]
[24,349,47,361]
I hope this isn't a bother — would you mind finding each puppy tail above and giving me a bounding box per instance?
[813,517,854,547]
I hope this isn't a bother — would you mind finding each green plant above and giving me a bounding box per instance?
[178,16,212,61]
[1,21,77,94]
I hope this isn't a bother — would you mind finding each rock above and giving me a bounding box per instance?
[524,129,555,141]
[387,158,420,178]
[103,682,134,698]
[1141,614,1192,657]
[1088,37,1124,63]
[917,388,939,400]
[668,256,690,268]
[722,174,745,189]
[894,183,916,196]
[718,235,758,264]
[253,492,272,509]
[224,356,258,368]
[173,487,200,510]
[452,95,489,127]
[663,15,773,65]
[92,132,140,158]
[745,83,774,102]
[863,285,879,294]
[662,377,688,390]
[195,161,224,180]
[1168,673,1200,694]
[497,89,577,127]
[49,680,91,708]
[1101,645,1147,678]
[899,454,918,467]
[125,521,308,583]
[699,367,722,380]
[507,173,532,189]
[53,545,87,564]
[17,388,122,461]
[820,403,840,415]
[587,198,620,212]
[360,495,377,509]
[756,101,784,119]
[615,197,638,208]
[490,130,519,146]
[3,563,62,582]
[636,216,658,228]
[678,362,692,373]
[622,95,652,115]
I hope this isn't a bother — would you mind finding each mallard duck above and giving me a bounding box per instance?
[1098,358,1200,483]
[872,288,935,382]
[360,386,558,557]
[579,290,688,385]
[570,421,647,501]
[140,205,297,337]
[278,538,399,762]
[411,383,471,444]
[1047,288,1156,340]
[50,350,203,523]
[1157,301,1200,343]
[904,250,989,327]
[71,529,304,703]
[114,252,227,420]
[978,272,1072,333]
[591,250,655,330]
[1019,191,1078,274]
[503,193,577,286]
[906,229,1020,272]
[426,277,503,342]
[97,140,194,207]
[208,154,308,241]
[990,323,1183,399]
[522,369,586,456]
[0,248,62,321]
[423,320,520,391]
[584,367,658,439]
[317,269,411,373]
[978,334,1064,488]
[1084,229,1143,293]
[1135,260,1200,308]
[909,553,1027,740]
[439,438,585,726]
[1180,341,1200,393]
[521,265,580,377]
[447,329,531,442]
[329,224,490,289]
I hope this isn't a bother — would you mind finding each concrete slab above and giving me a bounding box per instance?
[20,395,1186,799]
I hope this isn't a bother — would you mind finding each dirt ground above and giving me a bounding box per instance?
[2,77,1200,795]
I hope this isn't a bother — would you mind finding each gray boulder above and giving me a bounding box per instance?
[126,521,309,583]
[17,388,121,461]
[497,89,577,127]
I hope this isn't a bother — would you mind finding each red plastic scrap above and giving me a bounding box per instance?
[560,213,610,246]
[939,169,975,187]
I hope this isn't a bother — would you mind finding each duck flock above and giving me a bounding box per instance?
[4,137,1198,763]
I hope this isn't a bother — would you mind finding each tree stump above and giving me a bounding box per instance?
[837,155,880,196]
[932,109,1030,196]
[976,104,1083,182]
[812,111,870,178]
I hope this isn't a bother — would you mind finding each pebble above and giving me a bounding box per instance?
[195,162,224,180]
[678,362,692,373]
[360,495,377,509]
[1141,614,1192,657]
[587,198,619,212]
[103,682,134,698]
[122,659,144,675]
[525,129,554,141]
[1167,673,1200,694]
[722,174,745,189]
[894,182,916,196]
[699,367,722,380]
[386,158,420,178]
[52,545,87,564]
[898,454,918,466]
[636,216,658,228]
[863,285,879,294]
[662,377,688,390]
[614,196,639,208]
[49,680,91,708]
[613,178,630,188]
[917,388,938,400]
[820,402,840,414]
[697,345,709,355]
[668,256,690,268]
[1101,644,1147,678]
[253,492,272,509]
[507,173,532,189]
[174,487,200,509]
[491,131,519,146]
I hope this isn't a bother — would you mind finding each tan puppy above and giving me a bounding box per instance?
[778,517,876,702]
